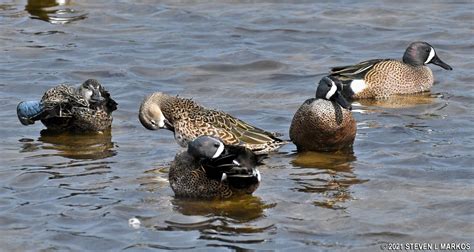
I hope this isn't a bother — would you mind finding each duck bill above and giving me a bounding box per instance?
[430,55,453,70]
[334,91,352,110]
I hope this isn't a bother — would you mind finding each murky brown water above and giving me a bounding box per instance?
[1,0,473,251]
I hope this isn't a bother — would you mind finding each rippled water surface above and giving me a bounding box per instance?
[1,0,473,251]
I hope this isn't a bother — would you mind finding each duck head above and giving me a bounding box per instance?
[79,79,105,104]
[316,76,352,110]
[139,92,174,131]
[188,136,261,185]
[187,136,225,159]
[402,41,452,70]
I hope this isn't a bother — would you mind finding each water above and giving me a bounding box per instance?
[1,0,473,251]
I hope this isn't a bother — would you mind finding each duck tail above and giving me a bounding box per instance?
[17,101,44,125]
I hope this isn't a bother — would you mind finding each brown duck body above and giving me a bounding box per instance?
[290,98,356,152]
[331,59,434,99]
[139,93,286,153]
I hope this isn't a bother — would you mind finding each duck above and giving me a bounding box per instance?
[139,92,286,154]
[329,41,453,99]
[290,76,356,152]
[169,135,263,199]
[17,79,117,133]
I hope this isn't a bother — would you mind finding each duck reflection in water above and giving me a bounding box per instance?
[20,129,116,160]
[127,195,274,250]
[25,0,87,24]
[354,92,438,110]
[290,149,367,210]
[170,195,274,222]
[134,167,273,243]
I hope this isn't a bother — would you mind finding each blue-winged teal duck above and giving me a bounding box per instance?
[170,136,263,199]
[290,76,356,152]
[17,79,117,132]
[330,41,453,99]
[139,92,286,153]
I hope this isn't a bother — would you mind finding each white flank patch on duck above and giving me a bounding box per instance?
[425,47,435,64]
[256,170,261,182]
[233,160,240,166]
[212,141,224,158]
[350,79,367,94]
[325,81,337,100]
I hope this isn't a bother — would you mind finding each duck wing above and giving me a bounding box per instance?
[201,109,283,145]
[330,59,390,82]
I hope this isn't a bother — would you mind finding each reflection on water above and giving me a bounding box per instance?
[290,151,367,209]
[291,149,356,171]
[354,93,438,109]
[171,195,274,222]
[136,166,170,193]
[20,130,116,160]
[166,197,274,249]
[1,0,472,250]
[129,174,274,249]
[25,0,87,24]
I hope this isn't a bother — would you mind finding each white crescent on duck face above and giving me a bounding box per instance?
[139,92,287,154]
[424,47,435,64]
[325,81,337,100]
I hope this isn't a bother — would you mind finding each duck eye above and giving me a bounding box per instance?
[214,143,220,148]
[425,49,430,52]
[150,120,157,126]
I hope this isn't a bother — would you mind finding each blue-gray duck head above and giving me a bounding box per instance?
[187,136,224,159]
[316,76,352,110]
[402,41,452,70]
[79,79,105,104]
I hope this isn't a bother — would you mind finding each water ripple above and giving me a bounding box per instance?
[0,0,472,250]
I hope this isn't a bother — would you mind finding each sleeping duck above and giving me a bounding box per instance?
[17,79,117,133]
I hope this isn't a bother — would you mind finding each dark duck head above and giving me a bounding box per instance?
[78,79,117,112]
[187,136,264,189]
[402,41,452,70]
[316,76,352,110]
[78,79,105,106]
